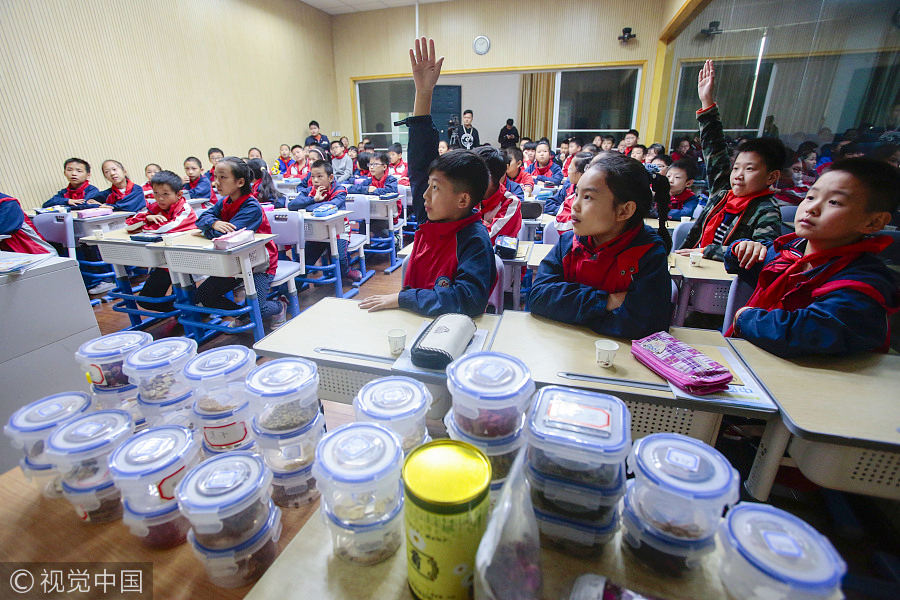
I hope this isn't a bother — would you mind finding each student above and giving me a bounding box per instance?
[676,60,783,261]
[44,158,102,208]
[195,157,286,327]
[522,141,537,169]
[630,144,647,163]
[346,152,398,196]
[558,140,569,165]
[671,137,692,161]
[503,147,534,195]
[354,152,371,178]
[330,140,353,183]
[248,147,263,160]
[526,141,564,185]
[275,144,293,175]
[304,120,330,153]
[645,143,665,164]
[347,146,359,174]
[529,153,672,338]
[474,146,521,243]
[616,139,628,153]
[183,157,211,200]
[665,159,700,220]
[1,191,55,254]
[359,37,495,317]
[623,129,639,155]
[206,147,224,183]
[562,137,583,178]
[775,155,813,206]
[142,163,161,202]
[248,158,283,206]
[547,152,592,222]
[724,158,899,356]
[284,145,309,179]
[650,154,672,175]
[438,140,449,155]
[387,143,410,186]
[599,135,615,152]
[96,160,147,212]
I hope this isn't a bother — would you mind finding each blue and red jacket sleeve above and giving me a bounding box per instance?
[43,184,102,208]
[200,199,263,239]
[505,180,525,201]
[304,187,347,213]
[530,163,564,185]
[185,177,211,199]
[405,115,439,226]
[196,200,224,236]
[543,185,568,215]
[0,196,25,234]
[345,177,373,195]
[398,223,495,317]
[668,194,700,220]
[529,231,672,339]
[97,186,147,212]
[723,238,772,286]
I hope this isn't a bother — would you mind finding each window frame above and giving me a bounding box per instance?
[552,66,643,146]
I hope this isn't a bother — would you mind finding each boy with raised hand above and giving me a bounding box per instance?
[725,157,899,357]
[359,37,495,317]
[676,60,783,261]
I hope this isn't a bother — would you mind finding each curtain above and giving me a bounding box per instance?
[518,72,556,140]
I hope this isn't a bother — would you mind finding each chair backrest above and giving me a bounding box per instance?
[32,212,75,249]
[879,230,900,265]
[692,200,705,219]
[487,254,505,314]
[672,221,693,250]
[268,209,305,249]
[542,220,560,246]
[721,277,756,334]
[780,204,798,225]
[345,195,372,222]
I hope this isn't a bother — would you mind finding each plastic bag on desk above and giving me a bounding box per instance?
[475,448,542,600]
[567,573,665,600]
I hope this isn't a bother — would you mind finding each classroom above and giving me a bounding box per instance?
[1,0,898,598]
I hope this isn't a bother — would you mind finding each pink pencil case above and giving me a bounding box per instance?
[212,228,254,250]
[631,331,733,395]
[73,207,113,218]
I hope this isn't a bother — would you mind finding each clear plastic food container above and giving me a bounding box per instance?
[20,456,63,499]
[444,409,524,482]
[137,390,196,430]
[627,433,739,542]
[123,336,197,403]
[122,499,191,549]
[185,346,256,412]
[76,331,153,389]
[109,425,201,511]
[201,438,258,459]
[91,384,142,424]
[719,503,847,600]
[323,498,403,565]
[620,480,716,575]
[5,391,92,462]
[175,451,273,550]
[534,503,618,556]
[353,376,432,453]
[251,410,325,473]
[446,352,535,439]
[61,479,123,523]
[245,358,320,433]
[193,397,252,452]
[312,423,403,525]
[271,463,319,508]
[526,386,631,487]
[189,504,282,588]
[45,409,133,487]
[527,461,624,524]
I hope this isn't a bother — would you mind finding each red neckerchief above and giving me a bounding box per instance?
[523,159,534,169]
[369,171,388,189]
[556,185,576,223]
[670,189,694,211]
[278,157,293,171]
[532,162,553,177]
[404,212,482,289]
[251,179,262,195]
[563,155,573,173]
[563,225,649,293]
[64,180,91,200]
[698,187,772,248]
[307,181,341,202]
[106,180,135,204]
[359,169,370,177]
[726,234,895,338]
[189,177,203,190]
[480,183,508,216]
[332,150,347,160]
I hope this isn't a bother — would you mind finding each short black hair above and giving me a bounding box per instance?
[310,159,333,177]
[669,158,697,179]
[428,150,489,209]
[473,146,507,185]
[330,139,344,149]
[582,144,599,154]
[144,163,162,171]
[523,141,537,151]
[506,118,514,126]
[356,152,371,171]
[626,129,639,137]
[828,157,900,213]
[653,154,673,167]
[836,142,861,159]
[569,136,584,148]
[370,152,390,167]
[736,137,787,172]
[648,143,665,155]
[631,144,647,153]
[248,147,263,156]
[388,143,402,155]
[207,147,224,157]
[290,144,303,152]
[601,135,615,143]
[521,137,532,143]
[535,140,551,151]
[149,170,183,194]
[504,146,524,163]
[308,120,320,128]
[184,156,202,168]
[64,157,90,173]
[560,140,569,146]
[463,109,473,116]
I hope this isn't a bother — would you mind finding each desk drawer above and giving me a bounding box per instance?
[303,220,335,242]
[789,437,900,500]
[162,246,267,277]
[96,243,166,267]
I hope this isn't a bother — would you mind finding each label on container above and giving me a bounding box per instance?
[544,399,611,437]
[156,465,186,501]
[762,530,803,558]
[89,364,105,385]
[202,421,248,448]
[664,448,700,472]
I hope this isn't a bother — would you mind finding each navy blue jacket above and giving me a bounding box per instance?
[505,179,525,201]
[346,175,399,196]
[404,115,438,226]
[725,236,898,357]
[543,184,570,216]
[197,195,263,237]
[529,227,672,338]
[96,183,147,212]
[43,184,102,208]
[286,184,347,212]
[526,161,564,185]
[304,134,330,154]
[184,176,212,199]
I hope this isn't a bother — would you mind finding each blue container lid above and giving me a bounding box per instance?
[324,494,404,531]
[722,503,846,591]
[445,409,525,452]
[21,456,54,471]
[190,502,280,555]
[251,410,323,442]
[183,346,255,382]
[137,390,193,409]
[109,425,196,480]
[271,462,314,480]
[621,480,716,550]
[176,452,271,518]
[533,503,618,535]
[6,392,92,435]
[124,337,197,372]
[628,433,738,503]
[61,477,116,495]
[245,357,318,400]
[354,377,431,421]
[526,461,625,498]
[447,352,534,405]
[46,409,133,457]
[314,423,402,485]
[76,331,152,361]
[92,384,137,398]
[123,498,180,519]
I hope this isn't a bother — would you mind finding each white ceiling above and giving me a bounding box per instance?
[303,0,450,16]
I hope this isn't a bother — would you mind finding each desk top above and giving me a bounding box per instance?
[254,297,501,373]
[730,340,900,449]
[527,243,553,269]
[73,211,134,223]
[80,228,155,246]
[298,209,351,222]
[644,217,684,229]
[671,253,734,282]
[148,231,275,253]
[505,240,532,264]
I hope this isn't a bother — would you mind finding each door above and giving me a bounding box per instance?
[430,85,462,143]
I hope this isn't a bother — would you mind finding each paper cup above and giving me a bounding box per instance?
[681,216,692,223]
[388,329,406,355]
[594,340,619,368]
[689,252,703,267]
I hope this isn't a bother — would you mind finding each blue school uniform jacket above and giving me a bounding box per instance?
[403,114,437,226]
[346,174,399,196]
[184,176,211,199]
[526,161,564,185]
[505,179,525,202]
[43,183,102,208]
[543,184,571,216]
[0,194,56,254]
[96,181,147,212]
[529,226,672,339]
[724,234,898,357]
[286,183,347,212]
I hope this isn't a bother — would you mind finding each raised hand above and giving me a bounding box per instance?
[409,37,444,92]
[698,59,715,110]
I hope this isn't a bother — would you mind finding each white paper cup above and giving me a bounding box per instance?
[690,252,703,267]
[388,329,406,355]
[681,216,692,223]
[594,339,619,367]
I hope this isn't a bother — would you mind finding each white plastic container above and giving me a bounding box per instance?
[122,499,191,549]
[446,352,535,439]
[61,479,123,523]
[176,451,273,550]
[189,504,282,588]
[271,463,319,508]
[627,433,739,541]
[323,498,403,565]
[193,397,252,452]
[245,357,320,433]
[76,331,153,389]
[184,346,256,413]
[45,409,133,488]
[123,336,197,403]
[527,462,624,524]
[91,384,142,425]
[4,391,92,463]
[534,503,619,556]
[20,456,63,499]
[251,410,325,473]
[526,386,631,488]
[312,423,403,525]
[138,390,196,430]
[201,438,258,459]
[444,409,525,482]
[109,425,201,511]
[718,503,847,600]
[353,376,432,452]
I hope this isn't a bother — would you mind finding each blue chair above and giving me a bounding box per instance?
[780,205,798,235]
[672,221,693,250]
[721,277,755,335]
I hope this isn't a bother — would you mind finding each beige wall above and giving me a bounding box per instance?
[0,0,337,210]
[331,0,670,143]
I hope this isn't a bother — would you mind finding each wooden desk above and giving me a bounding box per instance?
[730,339,900,500]
[527,242,553,271]
[643,217,684,230]
[72,211,133,242]
[671,253,735,326]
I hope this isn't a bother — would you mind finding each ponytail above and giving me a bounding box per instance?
[248,158,280,203]
[649,171,672,252]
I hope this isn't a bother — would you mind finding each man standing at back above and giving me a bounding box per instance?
[452,109,480,150]
[498,118,519,149]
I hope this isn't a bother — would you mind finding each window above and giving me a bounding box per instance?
[357,80,414,149]
[555,68,641,146]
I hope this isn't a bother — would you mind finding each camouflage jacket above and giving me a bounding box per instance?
[680,105,781,261]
